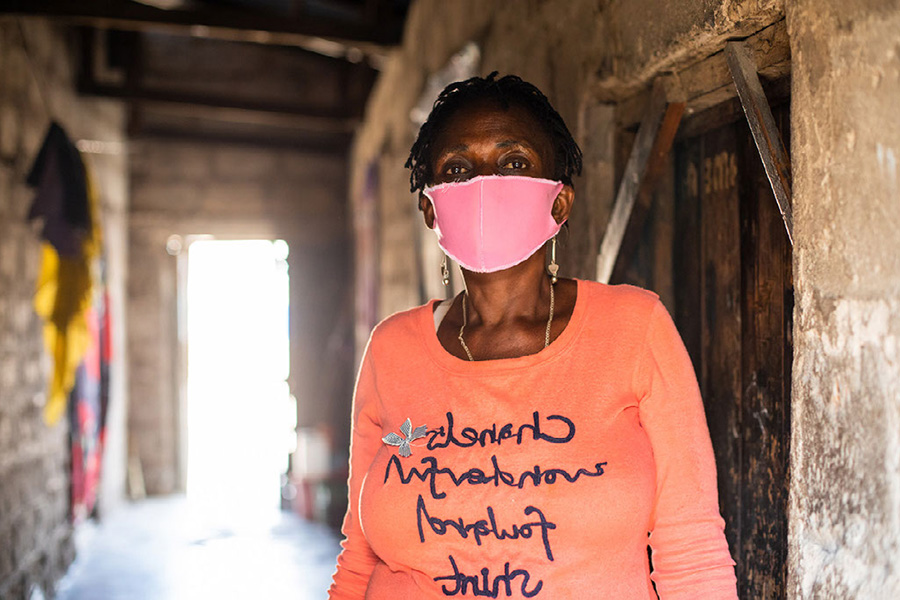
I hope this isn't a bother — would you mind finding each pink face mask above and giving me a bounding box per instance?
[423,175,565,273]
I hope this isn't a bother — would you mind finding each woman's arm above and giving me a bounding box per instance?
[635,300,738,599]
[328,340,384,599]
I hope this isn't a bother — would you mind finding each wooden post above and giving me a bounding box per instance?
[725,40,794,245]
[595,77,685,283]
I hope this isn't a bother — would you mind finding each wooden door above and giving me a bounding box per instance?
[672,100,793,599]
[613,90,793,597]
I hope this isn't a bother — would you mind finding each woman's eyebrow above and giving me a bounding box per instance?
[496,139,532,150]
[438,144,468,156]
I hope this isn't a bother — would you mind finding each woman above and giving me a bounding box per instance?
[329,73,738,599]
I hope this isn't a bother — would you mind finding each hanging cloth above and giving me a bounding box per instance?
[69,301,103,521]
[27,122,90,256]
[27,122,102,425]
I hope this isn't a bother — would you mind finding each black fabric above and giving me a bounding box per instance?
[26,122,89,257]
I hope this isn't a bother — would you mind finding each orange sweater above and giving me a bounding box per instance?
[329,280,737,599]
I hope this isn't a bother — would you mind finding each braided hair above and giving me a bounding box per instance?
[405,72,583,194]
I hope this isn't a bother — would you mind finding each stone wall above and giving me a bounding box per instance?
[0,18,128,599]
[128,138,351,495]
[787,1,900,597]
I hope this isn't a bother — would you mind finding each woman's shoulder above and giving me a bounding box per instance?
[572,280,667,349]
[576,279,661,316]
[366,300,435,350]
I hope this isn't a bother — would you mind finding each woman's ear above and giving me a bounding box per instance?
[419,192,436,229]
[551,185,575,225]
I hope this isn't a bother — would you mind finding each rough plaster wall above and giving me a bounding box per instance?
[128,139,350,495]
[787,2,900,597]
[601,0,784,96]
[0,18,128,599]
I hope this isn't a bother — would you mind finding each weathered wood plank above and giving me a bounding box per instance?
[609,101,684,283]
[673,95,792,600]
[738,102,791,600]
[726,40,794,245]
[673,139,702,373]
[596,78,684,283]
[650,156,675,310]
[699,124,744,580]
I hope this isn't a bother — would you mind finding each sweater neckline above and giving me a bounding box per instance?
[419,278,589,374]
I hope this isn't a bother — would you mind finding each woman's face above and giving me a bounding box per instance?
[419,99,573,228]
[429,100,555,186]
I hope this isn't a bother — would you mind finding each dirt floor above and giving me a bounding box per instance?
[55,495,341,600]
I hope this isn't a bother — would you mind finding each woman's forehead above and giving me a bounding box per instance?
[432,100,552,151]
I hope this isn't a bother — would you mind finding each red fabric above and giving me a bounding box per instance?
[70,306,102,521]
[329,280,737,599]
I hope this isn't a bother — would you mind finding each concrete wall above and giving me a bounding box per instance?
[0,18,128,599]
[128,138,351,495]
[787,1,900,597]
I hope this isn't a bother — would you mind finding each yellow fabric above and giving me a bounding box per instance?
[34,155,102,425]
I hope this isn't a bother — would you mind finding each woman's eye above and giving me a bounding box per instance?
[502,158,528,170]
[444,164,468,176]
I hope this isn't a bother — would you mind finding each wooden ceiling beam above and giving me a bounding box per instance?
[80,82,359,130]
[2,0,402,63]
[134,125,352,153]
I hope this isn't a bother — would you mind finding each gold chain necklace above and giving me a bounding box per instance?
[457,281,555,362]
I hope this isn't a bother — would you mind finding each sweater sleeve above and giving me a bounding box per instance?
[634,300,738,599]
[328,338,384,599]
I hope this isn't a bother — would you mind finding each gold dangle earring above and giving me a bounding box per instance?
[441,255,450,286]
[547,236,559,284]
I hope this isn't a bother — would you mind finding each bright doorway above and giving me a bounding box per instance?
[185,239,295,523]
